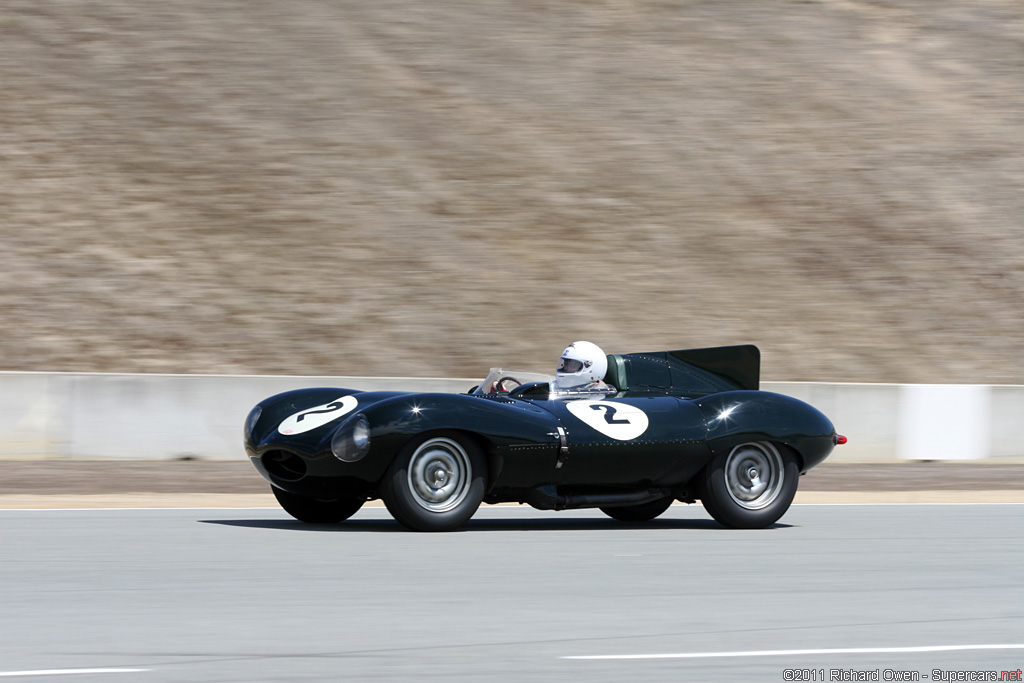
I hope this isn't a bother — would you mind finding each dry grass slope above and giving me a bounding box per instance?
[1,0,1021,382]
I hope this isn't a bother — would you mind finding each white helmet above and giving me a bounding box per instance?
[555,341,608,389]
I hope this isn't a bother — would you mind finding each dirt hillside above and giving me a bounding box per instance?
[2,0,1021,383]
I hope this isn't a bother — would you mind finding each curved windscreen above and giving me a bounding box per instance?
[471,368,554,395]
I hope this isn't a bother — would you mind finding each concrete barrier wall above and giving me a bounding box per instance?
[767,382,1022,462]
[0,372,475,461]
[1,372,1020,462]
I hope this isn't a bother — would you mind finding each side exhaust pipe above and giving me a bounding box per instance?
[524,485,671,511]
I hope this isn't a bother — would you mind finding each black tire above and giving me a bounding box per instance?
[600,495,674,522]
[380,432,487,532]
[700,441,799,529]
[272,486,364,524]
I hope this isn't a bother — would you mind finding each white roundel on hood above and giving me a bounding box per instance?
[278,396,358,436]
[565,400,649,440]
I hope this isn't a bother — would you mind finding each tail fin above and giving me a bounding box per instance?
[608,345,759,394]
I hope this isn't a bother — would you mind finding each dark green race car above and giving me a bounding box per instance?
[244,345,844,531]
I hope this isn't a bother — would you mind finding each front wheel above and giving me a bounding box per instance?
[380,433,487,531]
[600,496,674,522]
[700,441,799,529]
[272,486,365,523]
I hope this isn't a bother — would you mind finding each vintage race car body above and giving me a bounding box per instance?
[244,345,843,531]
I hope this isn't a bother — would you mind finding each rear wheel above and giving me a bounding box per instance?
[600,496,674,522]
[272,486,364,524]
[381,433,487,531]
[700,441,798,529]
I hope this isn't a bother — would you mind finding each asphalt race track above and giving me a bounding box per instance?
[2,505,1022,682]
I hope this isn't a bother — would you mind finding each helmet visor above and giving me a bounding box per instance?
[557,358,584,374]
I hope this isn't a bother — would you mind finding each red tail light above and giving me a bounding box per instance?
[834,434,848,445]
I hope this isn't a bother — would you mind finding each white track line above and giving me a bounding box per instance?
[564,643,1024,660]
[0,669,148,678]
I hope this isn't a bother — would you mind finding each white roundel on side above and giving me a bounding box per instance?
[278,396,358,436]
[565,400,649,441]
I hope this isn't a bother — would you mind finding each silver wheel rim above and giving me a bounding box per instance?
[724,442,784,510]
[407,437,471,513]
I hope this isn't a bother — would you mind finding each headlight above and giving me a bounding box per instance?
[244,405,263,441]
[331,414,371,462]
[352,417,370,449]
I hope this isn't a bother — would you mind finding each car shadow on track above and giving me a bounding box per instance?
[199,517,794,533]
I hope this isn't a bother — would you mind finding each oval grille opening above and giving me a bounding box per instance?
[262,450,308,481]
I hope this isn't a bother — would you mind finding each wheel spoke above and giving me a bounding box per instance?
[407,438,471,513]
[724,442,784,510]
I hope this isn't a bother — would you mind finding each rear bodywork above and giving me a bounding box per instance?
[244,345,838,510]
